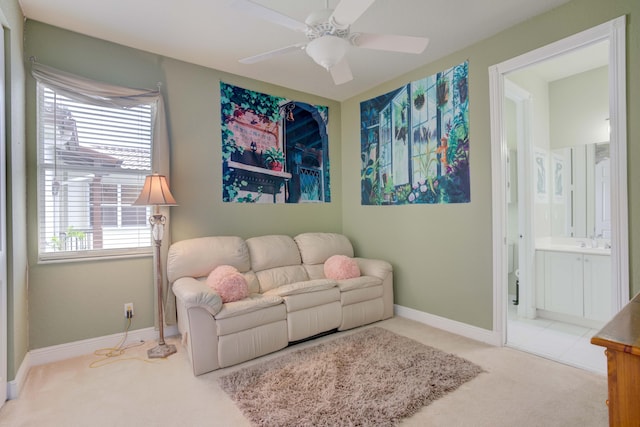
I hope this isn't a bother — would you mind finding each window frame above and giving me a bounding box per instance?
[36,83,154,263]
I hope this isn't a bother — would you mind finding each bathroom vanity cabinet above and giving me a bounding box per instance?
[535,250,611,322]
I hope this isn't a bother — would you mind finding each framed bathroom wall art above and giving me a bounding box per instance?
[552,153,565,204]
[220,82,330,203]
[360,60,470,205]
[534,148,549,204]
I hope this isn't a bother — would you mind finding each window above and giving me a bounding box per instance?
[411,74,438,184]
[100,184,148,228]
[37,84,153,260]
[378,104,392,195]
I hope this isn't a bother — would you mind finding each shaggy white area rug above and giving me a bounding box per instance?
[219,327,483,426]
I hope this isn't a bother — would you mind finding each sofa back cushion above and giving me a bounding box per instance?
[294,233,355,265]
[246,235,308,292]
[167,236,251,283]
[255,265,310,293]
[246,235,302,271]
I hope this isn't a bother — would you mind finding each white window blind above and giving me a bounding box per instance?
[37,83,153,261]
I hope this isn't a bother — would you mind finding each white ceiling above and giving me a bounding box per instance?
[19,0,573,101]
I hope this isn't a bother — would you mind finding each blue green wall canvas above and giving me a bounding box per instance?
[221,82,330,203]
[360,61,470,205]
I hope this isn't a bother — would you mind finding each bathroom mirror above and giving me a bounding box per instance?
[543,56,610,241]
[551,142,610,239]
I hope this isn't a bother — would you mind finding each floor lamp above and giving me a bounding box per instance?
[134,173,178,358]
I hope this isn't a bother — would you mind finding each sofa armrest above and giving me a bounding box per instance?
[172,277,223,316]
[355,258,392,281]
[355,258,394,320]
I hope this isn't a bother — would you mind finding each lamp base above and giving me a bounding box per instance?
[147,343,177,359]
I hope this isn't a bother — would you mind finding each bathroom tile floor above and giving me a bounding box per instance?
[506,304,606,375]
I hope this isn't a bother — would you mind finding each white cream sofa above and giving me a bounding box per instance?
[167,232,393,375]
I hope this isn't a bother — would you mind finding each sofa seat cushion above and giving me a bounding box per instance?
[214,294,283,320]
[216,304,287,336]
[282,287,341,313]
[262,279,337,297]
[341,283,383,306]
[336,275,383,292]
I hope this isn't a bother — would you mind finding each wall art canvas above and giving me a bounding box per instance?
[220,82,330,203]
[552,153,565,203]
[360,61,469,205]
[534,148,549,203]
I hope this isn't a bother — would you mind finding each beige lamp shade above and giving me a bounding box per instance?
[133,173,177,206]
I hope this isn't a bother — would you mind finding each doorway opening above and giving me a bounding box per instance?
[489,16,628,373]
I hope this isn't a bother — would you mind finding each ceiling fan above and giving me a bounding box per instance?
[232,0,430,85]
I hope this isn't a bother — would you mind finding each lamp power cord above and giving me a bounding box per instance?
[89,318,164,368]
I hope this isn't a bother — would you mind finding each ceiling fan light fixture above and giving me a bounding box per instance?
[306,36,349,70]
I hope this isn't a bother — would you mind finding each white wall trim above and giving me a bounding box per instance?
[6,325,178,400]
[7,352,30,400]
[609,16,630,310]
[395,304,502,346]
[488,64,508,346]
[8,311,500,399]
[28,325,179,366]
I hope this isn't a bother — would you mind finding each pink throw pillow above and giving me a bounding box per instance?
[324,255,360,280]
[206,265,249,303]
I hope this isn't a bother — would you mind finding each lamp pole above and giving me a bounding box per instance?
[147,211,176,358]
[133,173,178,359]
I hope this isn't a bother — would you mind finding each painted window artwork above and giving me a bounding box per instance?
[360,61,470,205]
[220,82,330,203]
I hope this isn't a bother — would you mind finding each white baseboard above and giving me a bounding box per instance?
[9,310,500,399]
[7,352,31,400]
[394,304,502,346]
[7,325,178,400]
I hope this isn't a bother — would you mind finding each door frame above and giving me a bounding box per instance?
[0,22,7,405]
[489,16,629,344]
[504,79,536,321]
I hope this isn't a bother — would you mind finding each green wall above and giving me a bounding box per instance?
[161,61,343,241]
[341,0,639,329]
[550,66,609,149]
[15,0,640,371]
[23,21,341,350]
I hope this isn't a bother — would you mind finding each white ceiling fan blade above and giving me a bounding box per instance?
[239,43,306,64]
[330,58,353,85]
[353,33,429,54]
[330,0,375,27]
[231,0,307,33]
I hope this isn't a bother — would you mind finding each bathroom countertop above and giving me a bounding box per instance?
[535,241,611,256]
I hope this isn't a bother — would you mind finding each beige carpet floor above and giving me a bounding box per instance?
[0,316,608,427]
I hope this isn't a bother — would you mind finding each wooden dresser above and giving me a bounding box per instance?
[591,293,640,426]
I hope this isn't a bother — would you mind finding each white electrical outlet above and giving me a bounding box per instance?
[124,303,134,319]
